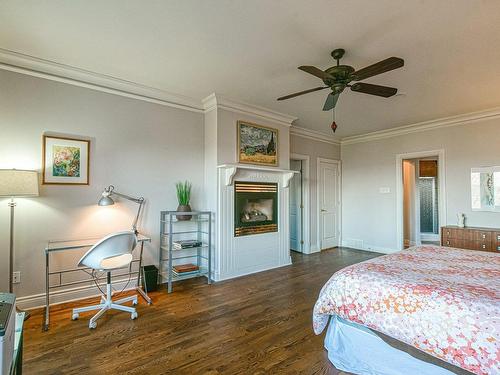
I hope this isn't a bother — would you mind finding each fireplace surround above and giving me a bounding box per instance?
[234,181,278,236]
[214,163,297,281]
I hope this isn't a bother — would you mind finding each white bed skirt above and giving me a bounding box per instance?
[324,315,454,375]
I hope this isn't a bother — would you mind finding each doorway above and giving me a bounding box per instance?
[289,154,310,254]
[317,158,341,250]
[396,150,446,250]
[289,159,303,252]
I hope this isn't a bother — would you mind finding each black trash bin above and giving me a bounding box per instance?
[142,265,159,292]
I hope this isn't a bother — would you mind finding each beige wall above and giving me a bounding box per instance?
[0,70,205,298]
[290,134,341,251]
[341,118,500,253]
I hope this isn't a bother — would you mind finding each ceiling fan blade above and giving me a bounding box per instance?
[352,57,404,81]
[298,66,333,81]
[322,92,340,111]
[277,86,328,101]
[350,82,398,97]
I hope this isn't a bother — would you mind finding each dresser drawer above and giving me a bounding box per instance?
[474,231,492,242]
[472,240,493,252]
[441,228,464,239]
[442,228,453,239]
[443,239,465,248]
[494,232,500,242]
[494,232,500,252]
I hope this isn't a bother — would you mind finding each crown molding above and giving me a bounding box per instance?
[290,126,341,146]
[202,93,297,127]
[4,48,498,142]
[341,106,500,145]
[0,48,204,113]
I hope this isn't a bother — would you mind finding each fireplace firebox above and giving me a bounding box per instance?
[234,181,278,236]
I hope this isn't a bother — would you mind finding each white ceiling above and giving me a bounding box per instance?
[1,0,500,138]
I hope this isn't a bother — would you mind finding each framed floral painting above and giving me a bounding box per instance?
[42,135,90,185]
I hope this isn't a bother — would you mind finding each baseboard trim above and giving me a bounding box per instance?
[214,261,293,282]
[17,278,138,310]
[309,244,320,253]
[341,240,398,254]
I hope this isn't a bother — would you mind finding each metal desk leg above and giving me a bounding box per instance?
[135,241,152,305]
[16,330,23,374]
[43,251,49,331]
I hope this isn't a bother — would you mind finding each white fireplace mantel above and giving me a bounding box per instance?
[217,164,299,187]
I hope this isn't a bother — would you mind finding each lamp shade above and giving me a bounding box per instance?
[0,169,39,197]
[98,195,115,206]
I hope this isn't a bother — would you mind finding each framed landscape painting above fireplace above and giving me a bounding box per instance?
[237,121,278,166]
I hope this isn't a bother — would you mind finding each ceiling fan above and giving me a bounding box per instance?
[277,49,404,132]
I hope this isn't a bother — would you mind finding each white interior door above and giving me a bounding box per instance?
[289,160,302,252]
[318,159,340,250]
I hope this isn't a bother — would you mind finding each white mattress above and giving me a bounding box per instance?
[324,315,455,375]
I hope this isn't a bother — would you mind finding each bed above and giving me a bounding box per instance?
[313,245,500,375]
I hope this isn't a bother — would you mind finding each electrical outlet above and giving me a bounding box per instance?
[13,271,21,284]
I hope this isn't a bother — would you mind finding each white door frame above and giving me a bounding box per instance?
[290,153,311,253]
[317,157,342,251]
[396,149,447,251]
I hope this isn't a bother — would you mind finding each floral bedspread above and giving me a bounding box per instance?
[313,246,500,375]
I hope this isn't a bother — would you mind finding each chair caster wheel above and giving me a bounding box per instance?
[71,313,79,320]
[89,321,97,329]
[131,312,138,320]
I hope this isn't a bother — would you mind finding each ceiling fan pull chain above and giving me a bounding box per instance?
[331,109,338,133]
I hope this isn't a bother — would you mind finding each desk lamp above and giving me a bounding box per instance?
[98,185,144,233]
[0,169,39,320]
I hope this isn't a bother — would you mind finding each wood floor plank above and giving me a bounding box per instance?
[23,247,379,374]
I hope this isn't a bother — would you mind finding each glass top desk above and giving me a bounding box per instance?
[43,234,151,331]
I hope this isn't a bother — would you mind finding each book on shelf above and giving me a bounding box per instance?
[173,263,199,273]
[172,269,200,277]
[172,240,203,250]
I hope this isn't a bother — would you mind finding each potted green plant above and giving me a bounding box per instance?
[175,181,192,221]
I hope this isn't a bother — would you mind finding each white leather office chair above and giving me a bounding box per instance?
[72,231,139,329]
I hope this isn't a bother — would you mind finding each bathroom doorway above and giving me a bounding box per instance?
[397,150,446,250]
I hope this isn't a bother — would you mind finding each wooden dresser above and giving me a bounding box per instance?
[441,226,500,252]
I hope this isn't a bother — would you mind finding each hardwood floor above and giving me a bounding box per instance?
[23,247,380,375]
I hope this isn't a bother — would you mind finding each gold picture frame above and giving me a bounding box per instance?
[42,135,90,185]
[237,120,278,166]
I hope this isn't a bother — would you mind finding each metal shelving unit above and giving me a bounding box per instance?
[159,211,212,293]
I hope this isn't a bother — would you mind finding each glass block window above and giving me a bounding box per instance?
[419,177,438,234]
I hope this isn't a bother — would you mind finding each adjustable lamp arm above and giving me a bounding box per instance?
[100,185,145,233]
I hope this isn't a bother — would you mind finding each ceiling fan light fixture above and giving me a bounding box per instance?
[277,48,404,131]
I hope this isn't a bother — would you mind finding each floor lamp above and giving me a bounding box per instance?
[0,169,39,320]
